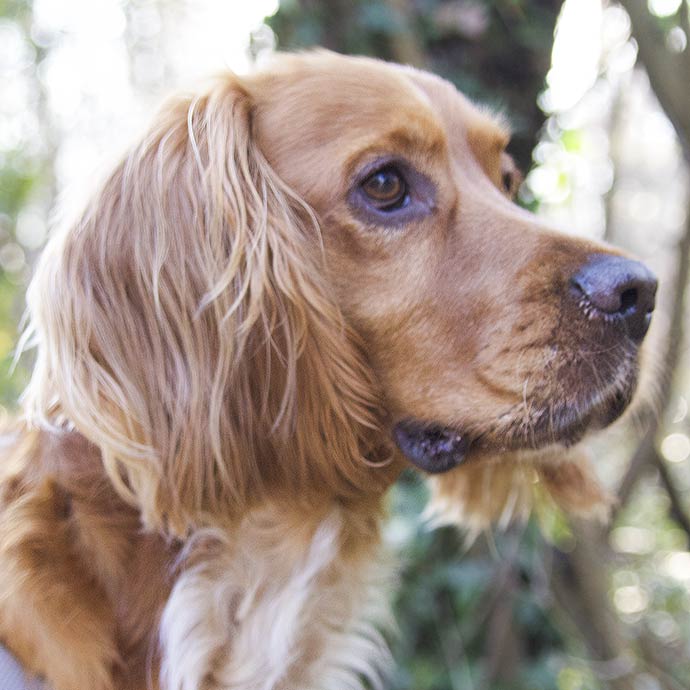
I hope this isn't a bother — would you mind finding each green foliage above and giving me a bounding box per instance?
[0,0,46,409]
[0,0,28,20]
[0,149,44,408]
[386,474,586,690]
[0,273,30,407]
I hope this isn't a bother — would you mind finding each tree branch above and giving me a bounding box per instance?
[615,431,655,513]
[679,1,690,63]
[613,189,690,516]
[611,0,690,513]
[384,0,427,68]
[637,631,689,690]
[652,448,690,541]
[617,0,690,159]
[550,521,637,690]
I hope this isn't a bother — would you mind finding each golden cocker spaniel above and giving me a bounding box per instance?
[0,51,656,690]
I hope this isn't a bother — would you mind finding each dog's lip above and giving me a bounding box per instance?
[393,421,471,474]
[478,379,636,452]
[395,378,636,467]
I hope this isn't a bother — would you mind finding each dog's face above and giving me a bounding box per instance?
[251,53,656,474]
[25,51,656,533]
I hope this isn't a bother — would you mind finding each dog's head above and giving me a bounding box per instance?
[24,52,656,534]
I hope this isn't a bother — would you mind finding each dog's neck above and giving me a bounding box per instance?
[25,422,403,537]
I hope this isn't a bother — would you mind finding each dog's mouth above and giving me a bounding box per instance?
[393,422,470,474]
[394,368,637,474]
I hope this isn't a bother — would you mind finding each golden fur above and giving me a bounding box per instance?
[0,51,649,689]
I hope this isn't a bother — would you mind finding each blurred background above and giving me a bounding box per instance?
[1,0,690,688]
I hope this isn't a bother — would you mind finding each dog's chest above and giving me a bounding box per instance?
[159,506,394,690]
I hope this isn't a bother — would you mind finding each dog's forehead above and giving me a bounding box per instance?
[251,53,509,184]
[403,67,510,156]
[252,54,444,148]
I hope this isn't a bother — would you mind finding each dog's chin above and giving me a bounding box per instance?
[393,422,470,474]
[394,374,637,474]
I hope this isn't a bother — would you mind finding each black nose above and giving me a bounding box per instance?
[570,255,657,342]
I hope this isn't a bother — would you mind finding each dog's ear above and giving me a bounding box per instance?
[427,446,614,536]
[24,75,390,536]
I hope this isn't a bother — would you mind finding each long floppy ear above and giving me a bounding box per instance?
[427,446,614,537]
[23,75,391,536]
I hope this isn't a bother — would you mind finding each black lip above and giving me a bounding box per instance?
[475,379,636,453]
[393,421,470,473]
[394,353,639,466]
[395,377,636,465]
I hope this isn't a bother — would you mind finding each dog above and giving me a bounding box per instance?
[0,51,656,690]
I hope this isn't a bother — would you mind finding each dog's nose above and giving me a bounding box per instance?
[570,255,657,342]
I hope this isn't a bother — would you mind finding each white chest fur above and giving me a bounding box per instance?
[159,506,395,690]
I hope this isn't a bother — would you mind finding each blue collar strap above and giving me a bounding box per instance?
[0,645,44,690]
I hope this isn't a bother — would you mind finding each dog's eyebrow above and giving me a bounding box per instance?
[343,124,447,179]
[471,111,511,149]
[374,125,446,157]
[464,111,512,166]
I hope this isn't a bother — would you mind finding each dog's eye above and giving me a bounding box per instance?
[361,167,408,210]
[500,154,522,198]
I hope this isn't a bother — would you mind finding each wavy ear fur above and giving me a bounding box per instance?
[23,75,391,536]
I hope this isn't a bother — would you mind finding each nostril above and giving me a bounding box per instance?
[570,254,657,341]
[619,287,638,315]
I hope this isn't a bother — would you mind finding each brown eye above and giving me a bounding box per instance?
[500,153,522,198]
[361,167,408,210]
